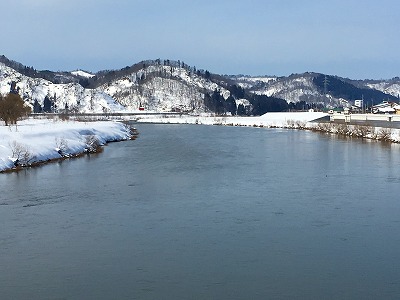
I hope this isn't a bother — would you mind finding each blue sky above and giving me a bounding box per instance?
[1,0,399,79]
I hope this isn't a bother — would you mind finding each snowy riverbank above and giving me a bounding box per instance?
[0,119,132,172]
[2,112,399,172]
[136,112,328,127]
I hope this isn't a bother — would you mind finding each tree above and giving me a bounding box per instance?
[224,95,237,115]
[210,89,224,114]
[0,93,31,126]
[43,95,53,112]
[237,103,246,115]
[33,99,42,113]
[250,94,288,115]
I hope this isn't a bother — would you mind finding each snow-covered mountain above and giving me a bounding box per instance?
[0,58,233,114]
[361,79,400,98]
[0,63,124,113]
[97,63,231,112]
[1,55,399,115]
[230,73,400,108]
[232,73,330,103]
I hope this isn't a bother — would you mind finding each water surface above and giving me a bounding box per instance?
[1,124,400,299]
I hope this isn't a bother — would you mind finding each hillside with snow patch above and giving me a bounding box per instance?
[0,63,124,113]
[1,55,398,115]
[99,64,230,112]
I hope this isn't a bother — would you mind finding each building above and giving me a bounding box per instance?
[393,104,400,115]
[354,99,363,108]
[372,101,396,114]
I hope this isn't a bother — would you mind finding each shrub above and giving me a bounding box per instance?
[9,141,34,166]
[377,128,392,142]
[84,135,102,152]
[55,137,69,156]
[286,120,296,128]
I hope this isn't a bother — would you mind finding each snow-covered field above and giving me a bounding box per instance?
[136,112,328,127]
[0,119,131,172]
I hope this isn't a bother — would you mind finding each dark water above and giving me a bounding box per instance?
[1,124,400,299]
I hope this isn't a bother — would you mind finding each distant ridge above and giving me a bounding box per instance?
[1,54,399,115]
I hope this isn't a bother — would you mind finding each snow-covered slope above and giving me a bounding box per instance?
[0,63,124,113]
[232,75,277,89]
[0,119,131,172]
[99,64,230,112]
[364,81,400,98]
[230,73,344,107]
[71,70,95,78]
[1,55,398,115]
[1,61,232,114]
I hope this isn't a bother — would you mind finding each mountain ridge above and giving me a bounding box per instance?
[1,55,399,115]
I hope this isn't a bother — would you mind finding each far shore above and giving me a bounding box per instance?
[134,112,400,144]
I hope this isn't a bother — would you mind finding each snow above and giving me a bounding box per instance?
[137,112,328,127]
[2,112,399,172]
[0,63,126,113]
[378,107,395,113]
[71,70,95,78]
[366,82,400,98]
[0,119,131,172]
[99,65,231,112]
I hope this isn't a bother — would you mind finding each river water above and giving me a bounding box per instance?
[1,124,400,299]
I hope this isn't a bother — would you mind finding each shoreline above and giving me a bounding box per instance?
[0,119,138,173]
[134,112,400,144]
[2,112,398,173]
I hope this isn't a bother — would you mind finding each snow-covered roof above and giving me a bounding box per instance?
[378,107,395,112]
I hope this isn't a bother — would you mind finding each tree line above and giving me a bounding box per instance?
[204,84,290,116]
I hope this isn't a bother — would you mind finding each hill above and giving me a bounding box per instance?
[1,55,399,115]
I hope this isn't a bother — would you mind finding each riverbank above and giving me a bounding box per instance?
[0,119,134,172]
[136,112,400,143]
[136,112,328,127]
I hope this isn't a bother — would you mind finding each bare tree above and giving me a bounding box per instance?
[9,141,35,166]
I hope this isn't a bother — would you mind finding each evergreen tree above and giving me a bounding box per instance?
[229,84,245,99]
[250,94,288,115]
[43,96,53,112]
[33,99,42,113]
[224,95,237,115]
[211,89,224,114]
[237,103,246,115]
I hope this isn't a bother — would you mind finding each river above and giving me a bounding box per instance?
[1,124,400,299]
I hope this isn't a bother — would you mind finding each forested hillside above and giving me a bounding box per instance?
[1,55,399,115]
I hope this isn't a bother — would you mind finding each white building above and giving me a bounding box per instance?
[354,99,363,108]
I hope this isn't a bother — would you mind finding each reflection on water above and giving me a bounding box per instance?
[1,124,400,300]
